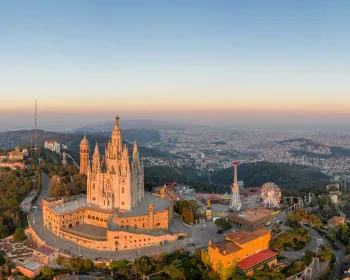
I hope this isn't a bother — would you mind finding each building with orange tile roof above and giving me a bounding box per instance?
[202,228,276,278]
[327,216,345,228]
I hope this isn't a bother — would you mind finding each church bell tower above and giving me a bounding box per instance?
[80,134,90,175]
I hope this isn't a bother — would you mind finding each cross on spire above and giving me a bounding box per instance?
[115,115,120,127]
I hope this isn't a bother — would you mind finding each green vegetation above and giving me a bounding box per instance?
[51,249,220,280]
[287,208,323,228]
[45,164,87,198]
[13,228,26,241]
[317,246,333,261]
[211,162,329,189]
[175,200,203,225]
[41,266,55,279]
[282,250,313,277]
[269,228,310,252]
[214,218,233,231]
[0,168,34,238]
[311,194,340,220]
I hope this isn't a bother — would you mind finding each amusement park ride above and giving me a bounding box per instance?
[228,161,314,212]
[229,161,243,211]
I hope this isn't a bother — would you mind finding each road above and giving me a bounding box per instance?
[28,172,223,261]
[20,187,37,213]
[66,153,79,169]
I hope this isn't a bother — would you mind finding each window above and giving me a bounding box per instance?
[156,223,161,226]
[96,217,100,221]
[121,202,125,206]
[92,197,96,201]
[92,183,95,189]
[88,215,91,219]
[122,187,124,193]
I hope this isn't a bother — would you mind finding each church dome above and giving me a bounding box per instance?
[80,134,89,145]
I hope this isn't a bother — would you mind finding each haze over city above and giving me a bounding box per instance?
[1,0,350,131]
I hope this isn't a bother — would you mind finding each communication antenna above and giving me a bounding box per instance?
[34,98,38,156]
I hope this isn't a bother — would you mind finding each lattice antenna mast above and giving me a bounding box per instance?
[229,161,242,211]
[34,99,38,156]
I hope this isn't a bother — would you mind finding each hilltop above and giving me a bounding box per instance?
[0,129,171,159]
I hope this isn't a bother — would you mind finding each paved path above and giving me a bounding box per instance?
[28,172,224,261]
[20,188,37,213]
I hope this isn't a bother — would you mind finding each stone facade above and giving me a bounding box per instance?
[42,116,178,251]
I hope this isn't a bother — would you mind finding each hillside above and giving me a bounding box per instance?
[0,129,171,159]
[210,161,329,189]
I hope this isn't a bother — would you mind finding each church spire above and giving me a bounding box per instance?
[92,143,100,172]
[133,142,138,157]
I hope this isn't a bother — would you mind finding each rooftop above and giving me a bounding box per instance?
[328,216,345,225]
[20,259,45,271]
[49,195,87,214]
[227,208,276,228]
[65,224,107,239]
[225,228,271,245]
[35,245,56,256]
[237,249,277,270]
[209,240,242,255]
[118,192,169,218]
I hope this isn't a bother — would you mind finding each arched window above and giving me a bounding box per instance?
[96,217,100,221]
[122,187,124,194]
[88,215,91,219]
[156,223,161,226]
[121,202,125,206]
[92,197,96,201]
[92,216,96,220]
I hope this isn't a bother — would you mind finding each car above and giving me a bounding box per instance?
[217,229,223,234]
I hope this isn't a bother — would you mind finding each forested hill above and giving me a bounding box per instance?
[0,129,160,149]
[210,161,329,189]
[143,162,330,194]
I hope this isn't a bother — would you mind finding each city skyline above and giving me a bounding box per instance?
[1,1,350,131]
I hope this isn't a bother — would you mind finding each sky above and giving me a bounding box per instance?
[1,0,350,131]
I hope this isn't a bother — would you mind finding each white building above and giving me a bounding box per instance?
[44,141,61,153]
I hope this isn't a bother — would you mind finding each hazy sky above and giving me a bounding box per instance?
[1,1,350,130]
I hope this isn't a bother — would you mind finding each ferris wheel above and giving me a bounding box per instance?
[261,182,281,208]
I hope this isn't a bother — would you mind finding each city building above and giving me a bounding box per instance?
[44,141,61,153]
[327,216,345,228]
[202,228,277,278]
[227,208,277,230]
[8,146,25,161]
[41,116,179,251]
[0,161,24,170]
[33,245,59,264]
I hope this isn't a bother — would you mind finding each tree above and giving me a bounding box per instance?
[309,214,322,227]
[132,256,155,276]
[214,219,233,231]
[41,266,55,279]
[318,246,333,261]
[13,228,26,241]
[163,264,186,280]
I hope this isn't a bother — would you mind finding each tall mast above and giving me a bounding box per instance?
[34,98,38,156]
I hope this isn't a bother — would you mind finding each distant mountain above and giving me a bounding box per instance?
[210,161,329,189]
[74,119,194,132]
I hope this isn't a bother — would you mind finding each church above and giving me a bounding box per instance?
[42,116,179,251]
